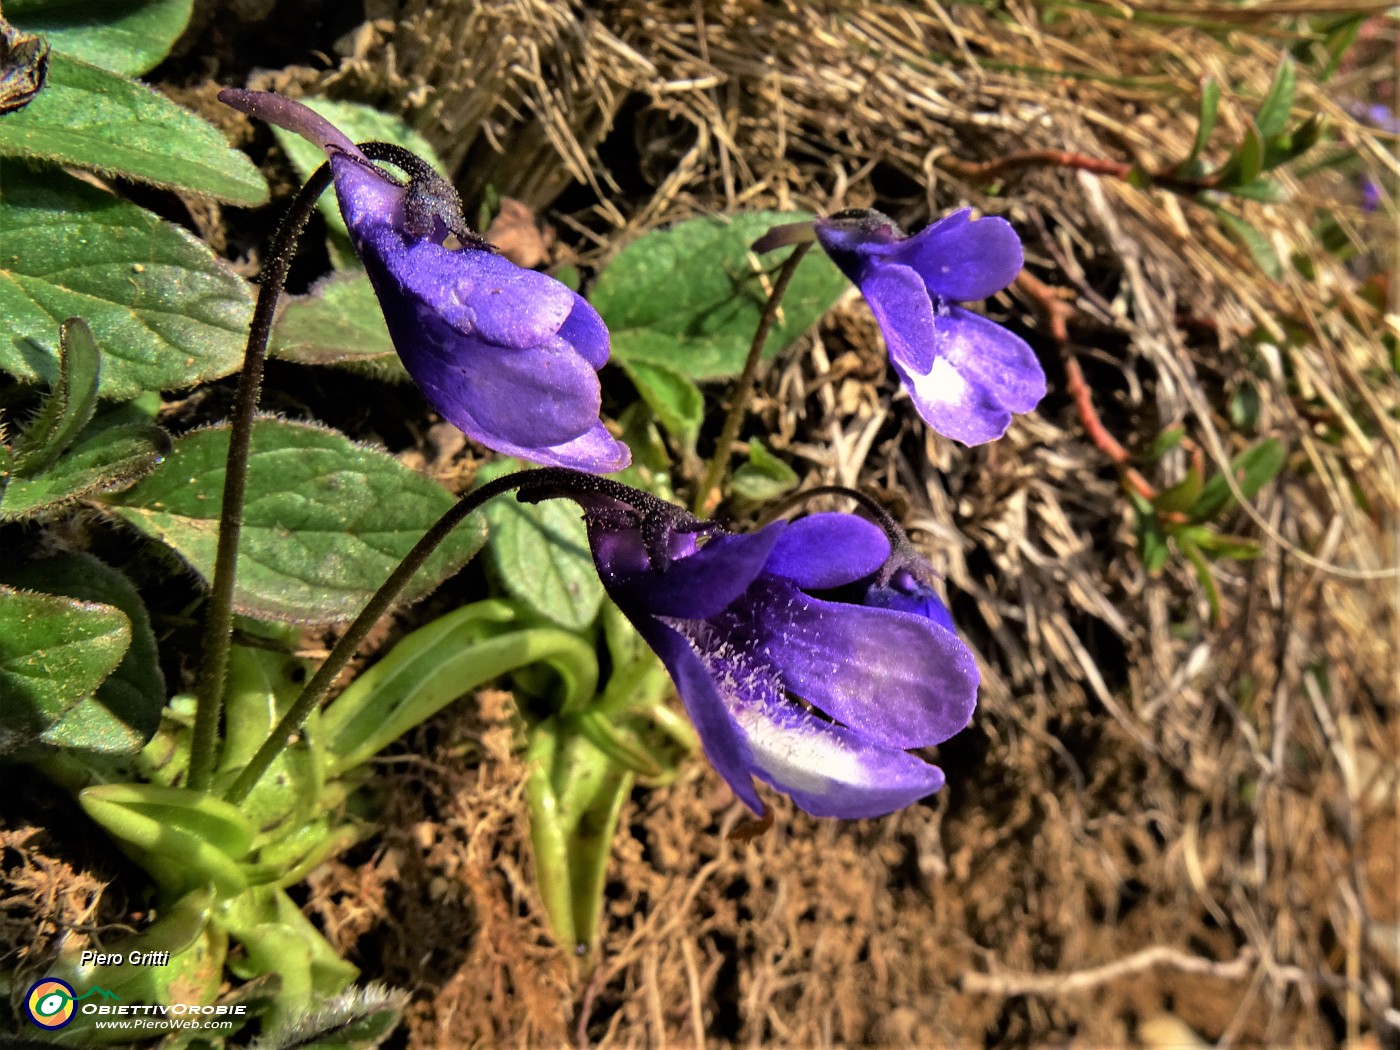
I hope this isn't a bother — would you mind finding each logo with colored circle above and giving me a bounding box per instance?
[25,977,77,1029]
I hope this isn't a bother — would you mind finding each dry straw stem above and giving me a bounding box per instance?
[288,1,1398,1045]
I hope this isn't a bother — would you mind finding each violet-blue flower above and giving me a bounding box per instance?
[219,89,629,474]
[812,208,1046,445]
[521,475,979,818]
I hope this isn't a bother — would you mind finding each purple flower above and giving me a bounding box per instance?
[530,477,979,818]
[813,208,1046,445]
[218,89,629,474]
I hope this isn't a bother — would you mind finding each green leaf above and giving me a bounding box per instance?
[1262,113,1324,171]
[1317,14,1364,81]
[270,270,403,378]
[1229,382,1260,432]
[0,416,171,521]
[475,458,604,631]
[1217,120,1265,187]
[259,983,408,1050]
[6,0,194,76]
[10,316,100,478]
[616,356,704,451]
[1182,76,1220,170]
[1153,461,1204,515]
[80,783,252,898]
[0,162,253,397]
[592,211,849,380]
[44,888,227,1037]
[216,639,323,844]
[1144,424,1186,461]
[1177,534,1223,625]
[102,419,486,623]
[1178,526,1261,561]
[1130,494,1169,575]
[0,584,129,754]
[1254,58,1296,140]
[1189,438,1286,522]
[321,600,598,774]
[1228,179,1288,204]
[2,552,164,754]
[0,53,267,204]
[271,98,445,245]
[525,716,632,950]
[1212,208,1283,281]
[730,438,799,502]
[223,886,359,1004]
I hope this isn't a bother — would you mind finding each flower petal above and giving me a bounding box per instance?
[377,290,604,447]
[939,306,1045,414]
[525,422,631,473]
[766,513,890,589]
[429,250,576,350]
[737,701,947,818]
[330,152,405,232]
[557,293,610,369]
[629,615,764,814]
[756,579,979,748]
[890,307,1043,445]
[598,525,785,620]
[864,578,957,633]
[859,262,937,375]
[887,209,1024,302]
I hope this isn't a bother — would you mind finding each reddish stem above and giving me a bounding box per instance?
[942,150,1132,181]
[940,149,1211,195]
[1015,272,1157,501]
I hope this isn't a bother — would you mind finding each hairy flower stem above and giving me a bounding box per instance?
[221,468,564,805]
[187,164,334,793]
[692,242,812,516]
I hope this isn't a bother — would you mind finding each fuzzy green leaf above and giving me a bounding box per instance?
[322,601,597,775]
[3,552,163,753]
[731,438,799,502]
[10,316,100,477]
[1262,113,1324,171]
[1131,494,1170,575]
[0,417,170,522]
[1144,424,1186,461]
[616,355,704,451]
[102,419,486,624]
[270,269,405,379]
[592,211,848,380]
[0,162,253,397]
[1153,462,1204,515]
[1228,179,1288,204]
[0,584,129,754]
[6,0,194,76]
[475,459,604,632]
[0,52,267,203]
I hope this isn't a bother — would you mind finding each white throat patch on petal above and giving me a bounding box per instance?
[905,356,969,408]
[734,706,871,796]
